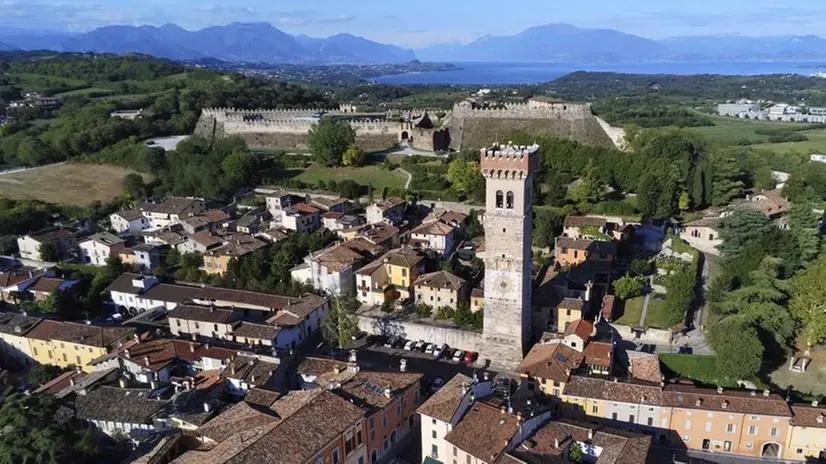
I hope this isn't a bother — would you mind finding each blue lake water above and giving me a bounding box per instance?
[373,61,826,85]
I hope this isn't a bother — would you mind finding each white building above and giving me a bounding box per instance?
[366,198,407,225]
[79,232,126,266]
[811,154,826,164]
[110,210,151,234]
[410,219,457,257]
[291,237,384,296]
[280,203,321,233]
[139,197,206,229]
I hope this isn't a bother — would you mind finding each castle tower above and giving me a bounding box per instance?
[480,143,540,367]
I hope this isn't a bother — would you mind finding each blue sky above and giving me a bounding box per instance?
[2,1,826,46]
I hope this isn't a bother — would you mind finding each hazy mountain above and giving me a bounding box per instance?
[0,26,76,51]
[417,24,826,62]
[418,23,666,62]
[1,22,416,64]
[0,42,16,51]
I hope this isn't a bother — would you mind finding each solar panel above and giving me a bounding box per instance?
[554,353,569,363]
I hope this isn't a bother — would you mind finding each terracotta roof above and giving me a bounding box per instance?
[230,322,281,341]
[411,220,455,236]
[204,209,232,223]
[337,370,423,410]
[295,356,352,386]
[371,197,406,212]
[223,355,278,386]
[82,231,125,247]
[168,304,240,324]
[29,227,74,243]
[663,384,793,416]
[516,341,584,382]
[471,288,484,298]
[51,322,135,348]
[564,216,608,229]
[311,197,349,210]
[311,237,384,272]
[75,386,165,424]
[0,312,42,336]
[196,401,280,444]
[33,368,85,395]
[321,211,344,220]
[28,276,77,294]
[195,286,292,310]
[790,404,826,428]
[434,210,468,225]
[745,189,791,217]
[142,282,202,302]
[582,341,613,367]
[114,209,145,221]
[445,402,521,462]
[357,248,424,275]
[601,295,616,321]
[413,270,466,291]
[287,203,320,215]
[564,376,665,406]
[563,319,593,340]
[24,319,62,341]
[264,293,327,326]
[244,388,283,408]
[0,269,41,287]
[207,234,268,257]
[558,297,584,312]
[627,352,662,383]
[356,223,400,244]
[417,374,473,422]
[140,197,203,216]
[188,230,223,248]
[684,217,723,228]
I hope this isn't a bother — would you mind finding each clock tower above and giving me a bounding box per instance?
[480,143,540,368]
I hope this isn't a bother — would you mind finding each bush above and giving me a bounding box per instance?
[416,303,433,318]
[435,306,454,320]
[613,275,644,300]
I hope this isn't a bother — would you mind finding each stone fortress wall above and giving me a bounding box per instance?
[449,99,616,150]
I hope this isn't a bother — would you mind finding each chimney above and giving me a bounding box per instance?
[203,402,211,413]
[813,400,819,407]
[717,386,723,394]
[383,388,392,399]
[554,438,559,449]
[124,349,131,359]
[349,349,357,363]
[722,400,729,409]
[189,344,195,353]
[483,372,490,381]
[818,414,824,424]
[750,390,756,396]
[333,366,342,375]
[400,358,407,372]
[470,393,476,402]
[149,379,157,390]
[69,377,75,387]
[119,377,127,388]
[588,429,594,439]
[251,375,256,384]
[462,383,469,395]
[133,333,139,342]
[230,364,236,375]
[763,389,770,397]
[501,406,507,414]
[695,399,703,406]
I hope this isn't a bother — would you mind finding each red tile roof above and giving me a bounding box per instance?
[563,319,593,340]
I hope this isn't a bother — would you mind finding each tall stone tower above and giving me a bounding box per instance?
[480,143,540,368]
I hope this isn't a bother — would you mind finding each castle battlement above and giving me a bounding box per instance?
[480,143,541,178]
[452,101,592,120]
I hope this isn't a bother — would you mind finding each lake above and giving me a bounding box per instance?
[373,61,826,85]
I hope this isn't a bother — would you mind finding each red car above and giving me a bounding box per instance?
[462,351,477,365]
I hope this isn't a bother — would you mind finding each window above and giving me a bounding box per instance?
[573,250,579,259]
[397,404,402,416]
[453,447,458,456]
[612,413,618,420]
[382,415,387,428]
[647,417,654,426]
[466,456,471,464]
[770,427,778,437]
[495,190,504,208]
[372,450,378,464]
[566,309,571,316]
[591,404,599,414]
[76,355,81,364]
[685,420,692,430]
[748,425,757,435]
[32,347,38,356]
[402,269,407,277]
[431,445,439,458]
[357,429,363,445]
[705,422,712,432]
[432,430,437,439]
[796,448,803,455]
[506,191,514,209]
[332,448,340,464]
[724,441,732,452]
[383,437,388,451]
[62,353,67,362]
[213,324,218,331]
[369,417,374,430]
[726,424,735,433]
[745,442,753,449]
[629,415,635,423]
[553,389,560,397]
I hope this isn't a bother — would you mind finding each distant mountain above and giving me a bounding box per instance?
[0,27,76,51]
[0,42,16,51]
[417,24,826,62]
[1,22,417,64]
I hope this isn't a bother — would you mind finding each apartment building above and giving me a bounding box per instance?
[139,197,206,229]
[410,219,457,257]
[49,322,136,372]
[413,271,467,311]
[291,237,385,296]
[79,232,126,266]
[110,209,151,234]
[280,203,321,233]
[356,248,425,307]
[168,304,243,341]
[0,312,41,367]
[786,402,826,461]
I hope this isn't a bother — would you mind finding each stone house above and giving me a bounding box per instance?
[356,248,425,307]
[229,322,281,347]
[413,270,467,310]
[366,198,407,225]
[280,203,321,233]
[236,207,268,234]
[0,312,41,368]
[343,223,402,249]
[75,385,166,442]
[78,232,126,266]
[110,209,151,235]
[681,217,723,255]
[555,237,616,267]
[17,228,77,262]
[291,236,385,296]
[410,219,457,257]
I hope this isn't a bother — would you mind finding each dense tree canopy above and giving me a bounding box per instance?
[308,119,357,167]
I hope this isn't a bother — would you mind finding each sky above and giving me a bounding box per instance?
[2,0,826,47]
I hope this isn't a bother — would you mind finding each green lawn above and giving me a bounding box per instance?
[645,294,673,329]
[615,297,644,326]
[55,87,115,97]
[688,114,814,143]
[757,130,826,155]
[292,164,407,192]
[659,354,765,388]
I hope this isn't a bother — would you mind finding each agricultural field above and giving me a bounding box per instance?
[0,163,143,206]
[687,114,826,154]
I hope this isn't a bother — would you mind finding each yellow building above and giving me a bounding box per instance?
[555,297,584,334]
[30,321,135,372]
[202,234,268,276]
[0,313,42,368]
[786,403,826,461]
[355,248,425,307]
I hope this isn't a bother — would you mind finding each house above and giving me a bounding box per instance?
[786,402,826,461]
[202,234,268,276]
[168,304,243,341]
[105,274,201,314]
[257,226,291,244]
[744,189,792,222]
[25,275,79,301]
[563,216,609,239]
[111,210,151,234]
[236,207,268,234]
[265,191,304,219]
[516,336,585,401]
[321,211,348,231]
[505,419,652,464]
[425,209,469,230]
[418,374,494,462]
[131,243,165,270]
[366,198,406,225]
[75,385,167,442]
[279,203,321,233]
[229,322,282,348]
[309,196,350,213]
[139,197,206,229]
[356,248,425,307]
[291,237,385,296]
[0,312,41,368]
[555,237,616,267]
[89,336,203,386]
[344,223,402,249]
[23,319,62,368]
[222,354,280,396]
[413,270,467,310]
[181,209,233,234]
[0,268,45,301]
[178,230,224,254]
[49,322,135,372]
[681,217,723,255]
[410,219,457,257]
[555,297,585,334]
[79,232,126,266]
[17,228,77,262]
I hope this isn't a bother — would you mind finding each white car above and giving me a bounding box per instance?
[433,344,447,358]
[404,340,415,351]
[413,340,425,351]
[452,350,464,363]
[424,343,435,355]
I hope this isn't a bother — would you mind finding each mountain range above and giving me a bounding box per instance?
[2,21,826,64]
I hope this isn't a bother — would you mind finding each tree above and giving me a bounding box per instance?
[341,144,365,167]
[16,136,56,166]
[38,290,74,317]
[789,255,826,349]
[612,275,644,300]
[38,241,61,262]
[533,210,561,248]
[27,364,69,386]
[321,296,360,348]
[718,209,773,260]
[447,158,481,194]
[788,202,821,263]
[691,166,707,210]
[122,173,147,200]
[544,172,568,207]
[663,261,697,327]
[416,303,433,318]
[709,153,745,206]
[569,442,584,464]
[308,119,356,167]
[678,190,690,213]
[708,319,764,380]
[453,300,473,327]
[220,150,258,190]
[435,306,454,320]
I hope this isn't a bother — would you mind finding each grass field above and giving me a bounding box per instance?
[55,87,116,97]
[615,297,644,326]
[0,163,143,206]
[291,164,407,192]
[645,295,673,329]
[687,114,826,154]
[757,130,826,154]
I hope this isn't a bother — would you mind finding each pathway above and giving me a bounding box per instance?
[397,168,413,190]
[639,276,652,326]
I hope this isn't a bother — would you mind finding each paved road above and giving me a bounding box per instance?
[648,446,793,464]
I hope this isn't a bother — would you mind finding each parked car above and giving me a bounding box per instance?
[393,338,407,349]
[404,340,415,351]
[433,344,447,359]
[452,349,464,363]
[412,340,422,351]
[424,343,436,355]
[462,351,477,365]
[384,336,397,348]
[430,377,444,392]
[678,346,693,354]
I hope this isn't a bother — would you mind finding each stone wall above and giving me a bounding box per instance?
[357,314,484,352]
[611,323,673,344]
[450,103,615,150]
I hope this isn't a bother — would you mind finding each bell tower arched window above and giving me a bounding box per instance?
[506,191,514,209]
[496,190,504,208]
